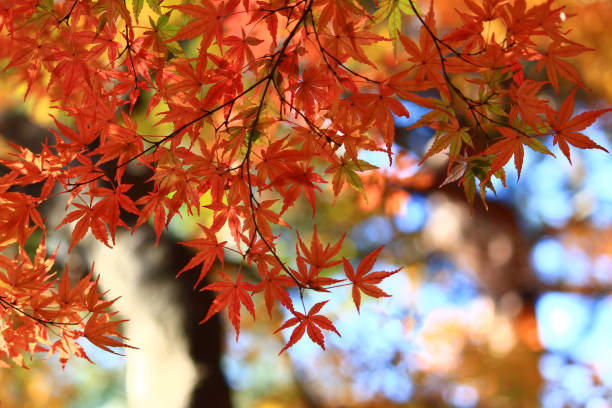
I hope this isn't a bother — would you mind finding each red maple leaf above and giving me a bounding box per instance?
[83,313,136,356]
[90,183,139,245]
[288,66,335,117]
[536,42,590,95]
[351,87,410,154]
[481,127,554,182]
[200,273,256,340]
[463,0,503,22]
[275,301,340,353]
[397,7,447,94]
[547,89,611,164]
[253,263,296,317]
[509,80,550,130]
[178,225,227,288]
[0,192,45,249]
[296,225,345,272]
[292,256,343,291]
[168,0,241,56]
[274,163,326,216]
[343,246,401,313]
[57,203,111,252]
[223,28,263,67]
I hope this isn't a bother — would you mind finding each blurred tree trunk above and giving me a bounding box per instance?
[89,226,232,408]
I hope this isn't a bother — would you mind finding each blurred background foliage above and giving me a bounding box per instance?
[1,0,612,407]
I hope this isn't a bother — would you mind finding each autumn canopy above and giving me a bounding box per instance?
[0,0,609,367]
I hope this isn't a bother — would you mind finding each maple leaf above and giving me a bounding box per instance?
[463,0,503,21]
[0,244,54,295]
[320,22,387,67]
[315,0,367,29]
[224,28,263,67]
[166,58,210,100]
[0,192,45,249]
[536,42,590,95]
[292,256,344,291]
[57,269,91,308]
[253,263,296,317]
[2,35,45,98]
[342,246,401,313]
[168,0,241,56]
[274,163,326,216]
[440,10,485,51]
[275,301,340,353]
[325,156,378,199]
[57,203,111,252]
[481,127,554,182]
[96,110,144,178]
[547,89,611,164]
[372,0,419,46]
[296,226,345,272]
[83,313,136,355]
[254,137,304,188]
[207,195,245,251]
[44,35,92,101]
[200,273,256,340]
[90,184,140,245]
[397,7,447,94]
[351,87,410,154]
[178,225,227,289]
[242,199,290,244]
[133,190,170,244]
[288,66,335,117]
[84,274,120,314]
[509,80,550,130]
[419,124,472,166]
[49,332,93,370]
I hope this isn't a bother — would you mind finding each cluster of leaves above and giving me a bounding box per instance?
[0,0,609,365]
[0,235,133,368]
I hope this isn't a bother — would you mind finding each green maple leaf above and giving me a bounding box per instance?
[372,0,420,51]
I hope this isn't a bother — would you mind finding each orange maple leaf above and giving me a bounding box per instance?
[536,42,590,94]
[343,246,401,313]
[292,255,344,291]
[275,301,340,353]
[481,127,554,182]
[253,263,296,317]
[178,225,227,289]
[274,163,326,216]
[200,273,256,340]
[547,89,611,164]
[169,0,241,54]
[83,313,136,356]
[296,225,345,272]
